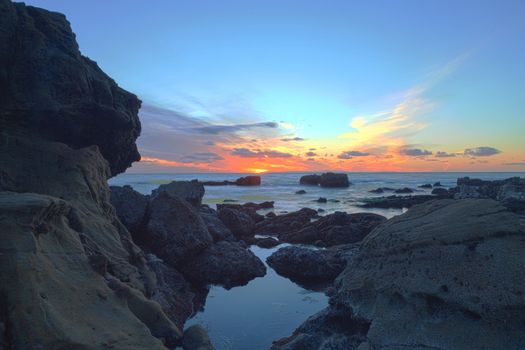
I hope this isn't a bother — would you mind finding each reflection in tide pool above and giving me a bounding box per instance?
[185,245,329,350]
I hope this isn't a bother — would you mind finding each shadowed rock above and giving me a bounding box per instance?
[151,180,205,206]
[218,207,256,238]
[255,208,318,236]
[183,325,215,350]
[300,174,321,185]
[281,212,387,246]
[146,192,213,267]
[110,185,149,233]
[182,241,266,289]
[319,172,350,188]
[267,245,358,287]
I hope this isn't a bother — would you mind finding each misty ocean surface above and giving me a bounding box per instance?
[109,172,525,350]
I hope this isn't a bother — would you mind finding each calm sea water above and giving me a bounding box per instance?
[109,172,524,350]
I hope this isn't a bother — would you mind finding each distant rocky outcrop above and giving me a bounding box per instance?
[274,199,525,349]
[235,175,261,186]
[299,173,350,187]
[455,176,525,212]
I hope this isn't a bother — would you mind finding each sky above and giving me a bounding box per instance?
[24,0,525,173]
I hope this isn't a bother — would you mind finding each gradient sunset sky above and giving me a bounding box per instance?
[25,0,525,173]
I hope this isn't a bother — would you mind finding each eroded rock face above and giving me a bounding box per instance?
[255,208,318,236]
[0,0,141,176]
[300,174,321,185]
[0,2,180,348]
[183,325,215,350]
[235,175,261,186]
[335,199,525,349]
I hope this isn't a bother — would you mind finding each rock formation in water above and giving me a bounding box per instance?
[273,198,525,349]
[0,1,189,348]
[299,173,350,187]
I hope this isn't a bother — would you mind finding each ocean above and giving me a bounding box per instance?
[108,172,524,350]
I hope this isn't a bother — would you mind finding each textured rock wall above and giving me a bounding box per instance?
[0,1,180,348]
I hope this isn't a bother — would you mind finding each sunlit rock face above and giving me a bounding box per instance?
[0,1,183,348]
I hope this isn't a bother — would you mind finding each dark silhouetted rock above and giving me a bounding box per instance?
[218,207,256,238]
[282,212,386,246]
[146,192,213,267]
[217,203,265,223]
[200,212,235,242]
[267,245,358,286]
[433,181,444,187]
[255,208,318,236]
[431,187,449,196]
[394,187,413,193]
[151,180,205,206]
[319,172,350,188]
[182,241,266,289]
[235,175,261,186]
[316,197,328,203]
[201,180,235,186]
[110,185,149,234]
[295,190,307,194]
[255,237,280,248]
[300,174,321,185]
[369,187,395,194]
[183,325,215,350]
[0,1,141,176]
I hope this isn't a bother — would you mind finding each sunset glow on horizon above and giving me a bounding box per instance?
[24,0,525,173]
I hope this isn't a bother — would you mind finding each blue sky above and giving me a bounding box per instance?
[23,0,525,172]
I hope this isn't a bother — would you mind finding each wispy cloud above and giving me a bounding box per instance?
[189,122,278,135]
[435,151,457,158]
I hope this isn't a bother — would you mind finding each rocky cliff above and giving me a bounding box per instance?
[0,1,179,348]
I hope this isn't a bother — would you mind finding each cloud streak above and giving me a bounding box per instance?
[464,146,501,157]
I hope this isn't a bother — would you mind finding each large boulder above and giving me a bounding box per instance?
[110,185,149,233]
[182,241,266,289]
[217,207,256,238]
[216,202,268,223]
[152,180,205,206]
[235,175,261,186]
[299,174,321,185]
[282,212,386,246]
[0,0,141,176]
[267,245,358,287]
[334,199,525,349]
[199,212,236,242]
[319,172,350,188]
[146,192,213,267]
